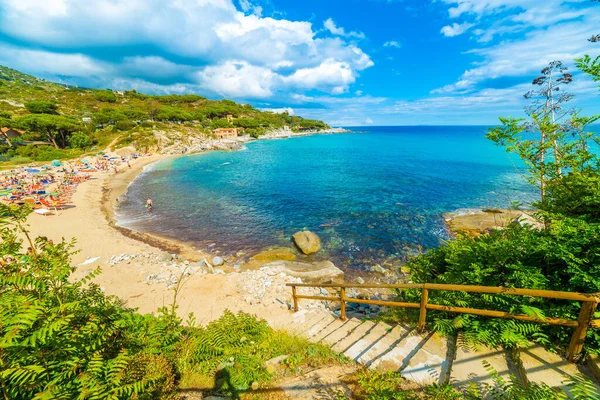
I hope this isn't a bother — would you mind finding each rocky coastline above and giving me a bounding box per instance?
[444,208,543,237]
[153,126,349,155]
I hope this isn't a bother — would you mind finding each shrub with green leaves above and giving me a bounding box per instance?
[0,204,163,399]
[399,216,600,352]
[68,131,92,149]
[0,203,344,399]
[94,90,117,103]
[24,100,57,114]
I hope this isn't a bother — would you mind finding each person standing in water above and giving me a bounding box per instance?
[146,197,153,211]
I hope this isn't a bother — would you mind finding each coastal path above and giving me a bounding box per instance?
[267,283,600,397]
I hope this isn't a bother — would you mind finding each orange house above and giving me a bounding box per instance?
[213,128,238,139]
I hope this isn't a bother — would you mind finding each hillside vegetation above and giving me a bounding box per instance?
[0,65,329,163]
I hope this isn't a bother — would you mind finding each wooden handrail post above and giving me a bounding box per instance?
[340,287,347,321]
[418,288,429,331]
[567,301,597,362]
[292,285,299,312]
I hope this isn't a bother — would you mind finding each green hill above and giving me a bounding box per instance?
[0,65,329,163]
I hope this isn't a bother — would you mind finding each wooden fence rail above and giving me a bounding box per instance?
[286,282,600,362]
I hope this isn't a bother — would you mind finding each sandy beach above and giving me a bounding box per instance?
[24,154,302,326]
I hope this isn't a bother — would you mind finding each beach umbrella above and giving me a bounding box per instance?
[81,158,89,163]
[51,160,62,167]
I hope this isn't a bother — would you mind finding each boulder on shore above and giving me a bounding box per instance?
[445,209,543,237]
[292,231,321,255]
[212,256,224,266]
[262,260,344,283]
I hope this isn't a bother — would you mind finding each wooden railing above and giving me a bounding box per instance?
[286,282,600,362]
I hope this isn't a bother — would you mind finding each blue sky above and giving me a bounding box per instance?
[0,0,598,126]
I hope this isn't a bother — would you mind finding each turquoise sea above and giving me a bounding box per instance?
[117,126,536,269]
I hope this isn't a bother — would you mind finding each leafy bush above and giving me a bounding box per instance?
[464,361,600,399]
[24,100,57,114]
[13,145,84,161]
[399,216,600,352]
[0,204,342,398]
[124,108,148,121]
[0,205,158,399]
[94,90,117,103]
[210,118,231,129]
[352,366,600,399]
[156,106,193,122]
[115,120,137,131]
[93,108,128,125]
[154,94,204,104]
[354,370,462,399]
[68,131,91,149]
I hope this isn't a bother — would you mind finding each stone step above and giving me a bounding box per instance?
[312,317,347,343]
[282,310,600,394]
[296,310,331,336]
[361,324,413,367]
[320,318,362,347]
[281,310,323,335]
[368,330,425,372]
[400,331,450,385]
[306,313,336,338]
[344,322,392,362]
[450,335,514,393]
[273,309,310,330]
[518,344,600,396]
[331,320,376,353]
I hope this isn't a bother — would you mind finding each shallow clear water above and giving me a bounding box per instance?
[117,126,536,269]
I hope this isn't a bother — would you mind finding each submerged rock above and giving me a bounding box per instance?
[251,247,297,263]
[292,231,321,255]
[369,264,387,274]
[261,260,343,283]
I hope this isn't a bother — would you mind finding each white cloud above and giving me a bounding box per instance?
[238,0,261,16]
[121,56,191,78]
[284,59,355,94]
[324,18,365,39]
[0,43,109,77]
[390,76,598,120]
[365,117,374,124]
[440,0,592,42]
[434,2,599,94]
[0,0,374,99]
[440,22,474,37]
[383,40,402,48]
[196,61,276,98]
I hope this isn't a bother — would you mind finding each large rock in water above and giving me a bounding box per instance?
[292,231,321,255]
[261,260,343,283]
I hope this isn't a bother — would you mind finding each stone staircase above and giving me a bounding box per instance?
[270,308,600,396]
